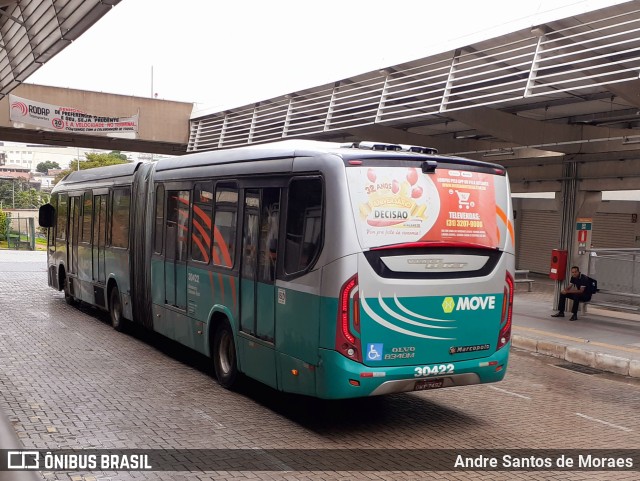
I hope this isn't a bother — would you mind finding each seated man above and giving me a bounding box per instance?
[551,266,591,321]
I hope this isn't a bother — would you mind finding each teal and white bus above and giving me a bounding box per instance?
[40,140,515,399]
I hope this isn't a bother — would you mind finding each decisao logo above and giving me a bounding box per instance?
[442,295,496,313]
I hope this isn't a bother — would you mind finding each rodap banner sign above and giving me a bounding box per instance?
[9,94,139,137]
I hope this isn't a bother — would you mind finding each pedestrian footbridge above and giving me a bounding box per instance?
[0,83,192,156]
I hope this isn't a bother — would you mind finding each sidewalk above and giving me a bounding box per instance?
[512,274,640,378]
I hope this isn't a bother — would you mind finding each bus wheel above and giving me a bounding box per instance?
[109,287,125,332]
[63,277,77,306]
[213,323,238,389]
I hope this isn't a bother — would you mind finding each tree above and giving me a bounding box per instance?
[36,161,61,173]
[0,179,26,209]
[54,152,130,185]
[0,209,7,241]
[108,151,128,161]
[15,188,47,209]
[0,180,49,209]
[82,152,130,169]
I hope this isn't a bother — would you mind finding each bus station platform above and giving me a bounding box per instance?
[511,275,640,378]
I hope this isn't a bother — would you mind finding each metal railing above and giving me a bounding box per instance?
[587,248,640,311]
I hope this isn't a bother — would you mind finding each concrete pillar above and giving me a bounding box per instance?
[512,197,523,268]
[572,191,602,275]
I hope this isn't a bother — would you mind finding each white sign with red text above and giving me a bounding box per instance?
[9,94,138,138]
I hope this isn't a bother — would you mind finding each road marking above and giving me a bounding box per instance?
[193,408,225,428]
[575,413,632,432]
[488,385,531,400]
[513,326,640,355]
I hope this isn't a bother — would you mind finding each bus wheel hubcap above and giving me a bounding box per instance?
[219,332,233,374]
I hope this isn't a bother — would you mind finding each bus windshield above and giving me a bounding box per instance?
[346,165,501,250]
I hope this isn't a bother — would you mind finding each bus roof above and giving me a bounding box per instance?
[54,140,505,191]
[57,161,143,186]
[156,140,505,173]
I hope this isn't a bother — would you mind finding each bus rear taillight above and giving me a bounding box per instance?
[497,271,514,350]
[335,274,363,363]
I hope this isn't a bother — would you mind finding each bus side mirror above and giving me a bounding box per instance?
[39,203,55,228]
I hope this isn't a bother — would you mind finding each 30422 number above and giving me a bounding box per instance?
[414,364,455,377]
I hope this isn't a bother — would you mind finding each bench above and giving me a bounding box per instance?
[514,269,535,291]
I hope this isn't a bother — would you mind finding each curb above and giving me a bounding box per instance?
[512,334,640,379]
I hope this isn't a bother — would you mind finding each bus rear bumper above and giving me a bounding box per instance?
[316,343,510,399]
[368,372,482,396]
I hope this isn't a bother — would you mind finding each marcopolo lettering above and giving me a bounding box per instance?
[456,295,496,311]
[29,105,50,116]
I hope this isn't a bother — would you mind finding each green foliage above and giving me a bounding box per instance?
[54,152,130,185]
[82,152,130,169]
[108,151,128,161]
[0,180,50,209]
[36,161,61,173]
[0,209,6,240]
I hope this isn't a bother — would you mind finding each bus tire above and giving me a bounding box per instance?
[213,323,238,389]
[63,274,77,306]
[109,286,126,332]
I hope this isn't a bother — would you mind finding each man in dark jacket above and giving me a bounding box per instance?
[551,266,591,321]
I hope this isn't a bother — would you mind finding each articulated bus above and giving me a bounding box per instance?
[39,140,514,399]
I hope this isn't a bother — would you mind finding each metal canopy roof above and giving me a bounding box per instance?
[0,0,120,100]
[188,1,640,169]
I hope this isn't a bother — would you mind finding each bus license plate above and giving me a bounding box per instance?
[414,378,444,391]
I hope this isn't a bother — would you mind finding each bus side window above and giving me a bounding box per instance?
[167,190,190,261]
[56,193,68,241]
[212,183,238,268]
[153,184,165,254]
[81,192,92,243]
[258,189,280,283]
[285,178,323,274]
[190,182,213,263]
[111,188,131,248]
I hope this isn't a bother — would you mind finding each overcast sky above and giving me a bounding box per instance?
[27,0,628,112]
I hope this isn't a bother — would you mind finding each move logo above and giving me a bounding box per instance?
[442,295,496,313]
[442,297,456,313]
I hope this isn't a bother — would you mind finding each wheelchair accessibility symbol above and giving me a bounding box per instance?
[366,343,383,361]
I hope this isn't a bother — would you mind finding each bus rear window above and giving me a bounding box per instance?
[346,166,500,249]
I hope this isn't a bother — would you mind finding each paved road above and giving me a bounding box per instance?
[1,251,639,480]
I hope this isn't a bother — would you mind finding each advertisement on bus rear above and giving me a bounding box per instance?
[347,167,498,249]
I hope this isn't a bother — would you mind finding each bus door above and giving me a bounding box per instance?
[68,196,81,275]
[92,194,107,284]
[165,190,190,309]
[240,188,280,385]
